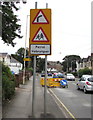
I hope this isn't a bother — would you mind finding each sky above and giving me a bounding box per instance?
[0,0,92,62]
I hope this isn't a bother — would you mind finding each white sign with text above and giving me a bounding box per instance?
[30,44,51,55]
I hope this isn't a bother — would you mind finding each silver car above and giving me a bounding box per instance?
[66,73,75,81]
[76,75,93,93]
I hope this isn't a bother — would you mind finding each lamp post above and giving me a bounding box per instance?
[71,61,73,72]
[23,15,30,84]
[66,58,68,73]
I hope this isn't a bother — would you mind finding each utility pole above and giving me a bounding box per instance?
[71,61,73,72]
[23,15,29,84]
[66,58,68,73]
[16,0,27,85]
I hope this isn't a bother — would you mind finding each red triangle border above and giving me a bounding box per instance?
[32,27,49,42]
[32,10,49,24]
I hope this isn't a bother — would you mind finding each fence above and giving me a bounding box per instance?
[15,70,32,87]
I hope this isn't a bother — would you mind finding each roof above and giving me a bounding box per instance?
[0,53,8,57]
[10,57,21,63]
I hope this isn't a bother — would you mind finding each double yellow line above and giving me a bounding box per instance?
[49,89,77,120]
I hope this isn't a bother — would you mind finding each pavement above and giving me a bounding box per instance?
[2,75,66,120]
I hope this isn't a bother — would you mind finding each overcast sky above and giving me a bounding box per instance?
[0,0,92,61]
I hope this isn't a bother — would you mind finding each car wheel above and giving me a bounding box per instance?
[84,87,87,93]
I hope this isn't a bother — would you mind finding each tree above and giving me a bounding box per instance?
[11,48,26,67]
[62,55,81,72]
[2,62,15,100]
[36,57,45,73]
[11,47,33,69]
[0,2,22,47]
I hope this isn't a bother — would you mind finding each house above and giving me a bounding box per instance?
[76,56,91,71]
[0,53,10,66]
[47,68,58,73]
[47,61,62,72]
[9,57,23,74]
[0,53,22,74]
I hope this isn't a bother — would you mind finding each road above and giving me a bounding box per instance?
[2,75,93,119]
[2,76,66,119]
[48,79,93,119]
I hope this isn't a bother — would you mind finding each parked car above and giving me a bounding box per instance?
[53,73,65,78]
[47,73,52,77]
[76,75,93,93]
[41,73,45,77]
[66,73,75,81]
[41,73,52,78]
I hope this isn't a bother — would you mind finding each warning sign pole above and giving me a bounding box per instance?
[30,2,51,118]
[32,2,37,117]
[44,55,47,117]
[44,3,48,117]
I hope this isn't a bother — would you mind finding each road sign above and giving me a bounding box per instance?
[23,58,31,61]
[30,9,51,55]
[32,10,49,24]
[32,27,49,42]
[30,44,51,55]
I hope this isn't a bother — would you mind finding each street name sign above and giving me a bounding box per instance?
[23,58,31,61]
[30,9,51,55]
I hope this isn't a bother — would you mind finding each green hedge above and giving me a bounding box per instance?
[72,72,78,77]
[2,63,15,100]
[78,68,92,78]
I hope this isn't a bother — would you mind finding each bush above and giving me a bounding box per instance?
[72,72,78,77]
[2,63,15,100]
[78,68,92,78]
[26,67,33,72]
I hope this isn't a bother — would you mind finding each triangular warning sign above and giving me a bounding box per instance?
[32,27,49,42]
[32,10,49,24]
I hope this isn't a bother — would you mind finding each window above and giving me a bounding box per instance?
[81,77,85,81]
[3,58,4,62]
[88,77,93,82]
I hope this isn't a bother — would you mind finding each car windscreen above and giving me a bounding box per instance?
[53,74,64,78]
[87,77,93,82]
[58,74,64,78]
[67,74,73,76]
[41,74,45,77]
[48,73,52,76]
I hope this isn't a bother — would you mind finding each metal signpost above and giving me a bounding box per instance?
[30,2,51,117]
[91,2,93,75]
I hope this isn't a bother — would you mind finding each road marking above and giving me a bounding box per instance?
[49,89,77,120]
[83,103,91,107]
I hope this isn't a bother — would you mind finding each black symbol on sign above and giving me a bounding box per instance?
[37,15,42,22]
[36,33,44,40]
